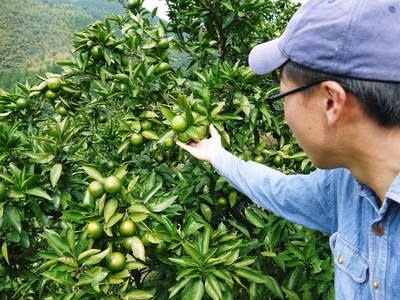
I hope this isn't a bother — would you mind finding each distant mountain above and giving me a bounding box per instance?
[0,0,125,90]
[0,0,124,73]
[40,0,125,20]
[0,0,172,91]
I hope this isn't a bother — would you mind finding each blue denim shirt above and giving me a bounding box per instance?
[212,148,400,300]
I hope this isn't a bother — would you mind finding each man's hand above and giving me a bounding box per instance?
[176,124,223,164]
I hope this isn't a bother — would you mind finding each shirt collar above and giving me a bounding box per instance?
[356,171,400,205]
[385,171,400,204]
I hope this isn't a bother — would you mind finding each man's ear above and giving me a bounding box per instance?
[320,81,348,126]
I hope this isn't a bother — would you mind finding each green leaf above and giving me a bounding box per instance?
[223,12,235,29]
[82,166,104,183]
[182,241,202,265]
[158,104,175,123]
[125,290,154,299]
[147,195,177,212]
[23,152,55,164]
[57,257,78,268]
[282,286,300,300]
[128,204,150,214]
[226,219,250,238]
[105,213,124,228]
[222,0,234,11]
[5,206,21,233]
[50,164,62,187]
[42,270,74,286]
[169,277,192,299]
[78,249,101,261]
[200,203,212,222]
[40,229,71,256]
[26,188,52,201]
[233,268,269,284]
[186,279,204,300]
[264,275,284,299]
[2,242,9,264]
[245,206,265,228]
[83,247,111,265]
[115,164,128,180]
[129,212,148,222]
[205,274,222,300]
[168,256,196,267]
[232,256,257,268]
[210,269,234,286]
[201,224,211,254]
[104,199,118,223]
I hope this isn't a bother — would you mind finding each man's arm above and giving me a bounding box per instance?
[176,124,337,233]
[212,148,337,233]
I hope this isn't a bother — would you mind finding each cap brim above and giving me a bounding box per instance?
[248,38,288,75]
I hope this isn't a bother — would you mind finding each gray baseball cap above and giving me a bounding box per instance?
[249,0,400,82]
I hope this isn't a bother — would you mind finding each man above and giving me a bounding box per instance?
[176,0,400,299]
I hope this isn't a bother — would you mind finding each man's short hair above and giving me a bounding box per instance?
[282,61,400,128]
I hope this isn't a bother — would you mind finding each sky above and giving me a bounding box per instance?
[142,0,170,21]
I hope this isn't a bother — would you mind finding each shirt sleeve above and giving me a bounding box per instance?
[212,148,337,233]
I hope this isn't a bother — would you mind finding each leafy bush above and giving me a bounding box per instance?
[0,1,334,299]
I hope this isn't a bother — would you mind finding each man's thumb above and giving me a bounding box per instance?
[209,124,219,138]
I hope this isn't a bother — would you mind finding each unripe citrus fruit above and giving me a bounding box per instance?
[157,62,171,72]
[86,40,94,48]
[105,160,115,169]
[98,114,107,123]
[45,90,58,100]
[141,120,152,130]
[196,125,207,140]
[273,156,283,167]
[87,221,103,239]
[217,197,227,206]
[254,155,264,163]
[106,252,126,272]
[119,219,136,236]
[171,115,187,132]
[127,0,141,10]
[88,181,104,198]
[46,78,61,92]
[163,136,174,148]
[91,46,103,60]
[16,98,29,109]
[130,133,144,145]
[56,105,68,116]
[157,38,169,49]
[178,131,191,143]
[104,176,122,194]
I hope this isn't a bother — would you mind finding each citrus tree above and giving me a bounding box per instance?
[0,0,334,299]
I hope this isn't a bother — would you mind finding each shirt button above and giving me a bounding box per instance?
[338,256,345,264]
[373,224,384,236]
[372,279,380,289]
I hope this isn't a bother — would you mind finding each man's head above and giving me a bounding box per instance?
[281,61,400,128]
[276,61,400,169]
[248,0,400,169]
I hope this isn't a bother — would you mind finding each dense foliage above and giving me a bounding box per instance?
[0,0,334,299]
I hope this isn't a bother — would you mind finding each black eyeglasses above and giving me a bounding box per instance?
[267,79,346,112]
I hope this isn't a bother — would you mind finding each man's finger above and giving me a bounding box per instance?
[176,140,193,153]
[209,124,219,138]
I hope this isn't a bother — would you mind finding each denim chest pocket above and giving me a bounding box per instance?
[329,232,369,283]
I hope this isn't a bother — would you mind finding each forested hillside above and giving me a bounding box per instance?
[0,0,124,90]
